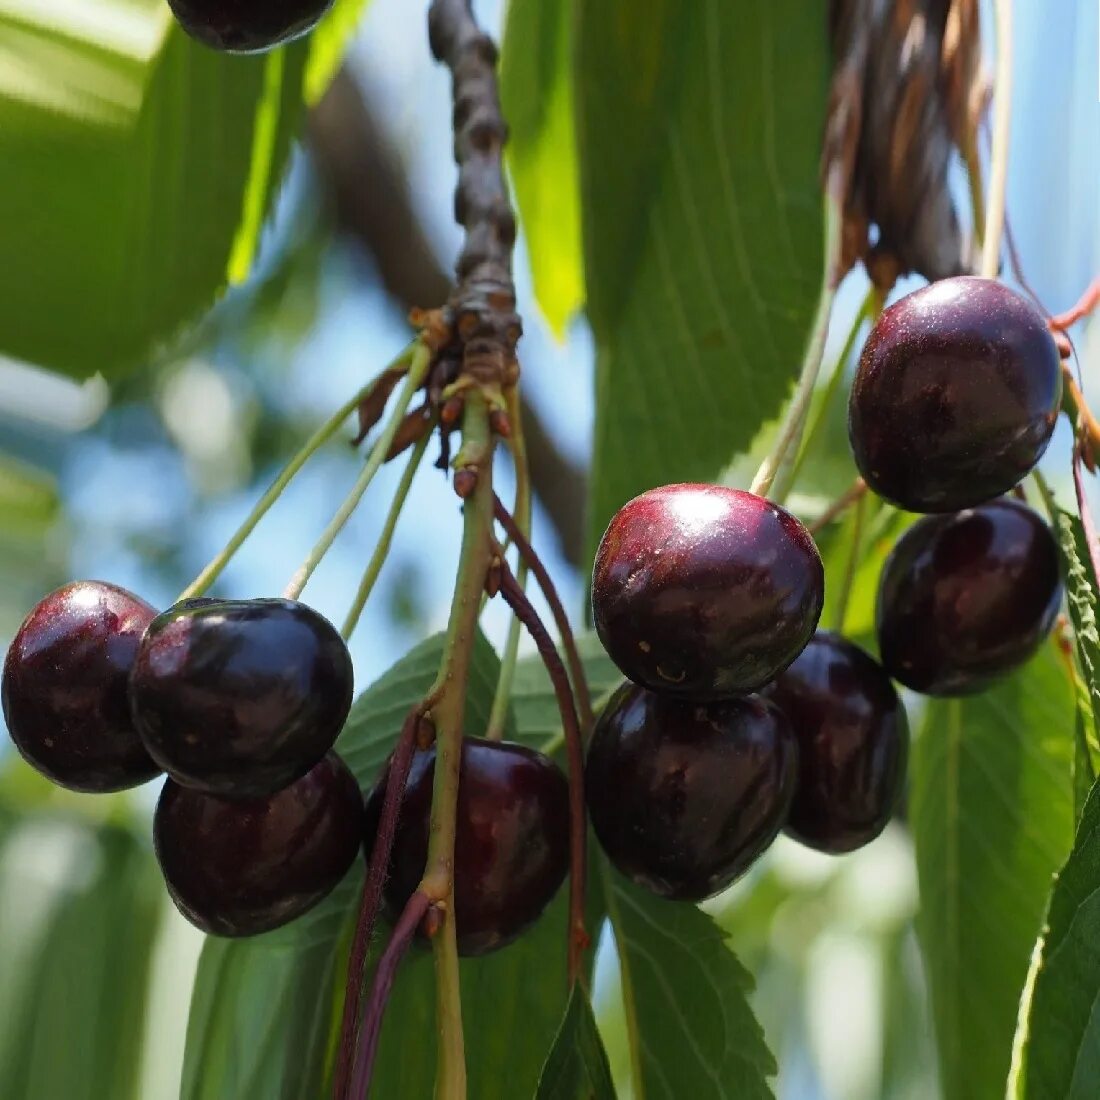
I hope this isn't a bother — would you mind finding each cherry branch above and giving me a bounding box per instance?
[492,494,595,733]
[497,564,588,983]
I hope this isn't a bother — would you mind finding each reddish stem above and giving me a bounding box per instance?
[348,889,432,1100]
[1051,277,1100,332]
[492,493,595,733]
[333,696,437,1099]
[808,478,869,535]
[498,565,588,982]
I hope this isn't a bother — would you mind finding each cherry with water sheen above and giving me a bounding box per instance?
[849,277,1061,513]
[155,752,364,937]
[130,598,353,797]
[763,632,908,853]
[586,683,798,900]
[365,738,569,956]
[592,484,824,699]
[2,581,161,792]
[877,500,1063,695]
[167,0,334,53]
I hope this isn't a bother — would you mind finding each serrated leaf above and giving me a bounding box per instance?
[0,817,162,1100]
[910,645,1075,1100]
[1009,776,1100,1099]
[603,867,776,1099]
[182,628,580,1100]
[303,0,373,104]
[0,1,308,379]
[500,0,583,334]
[575,0,829,560]
[535,985,616,1100]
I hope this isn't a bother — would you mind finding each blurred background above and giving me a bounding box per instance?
[0,1,1096,1098]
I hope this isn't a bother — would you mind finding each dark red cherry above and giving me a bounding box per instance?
[2,581,160,792]
[877,500,1063,695]
[130,598,353,797]
[762,632,908,853]
[586,683,798,900]
[591,484,824,699]
[167,0,333,53]
[365,738,569,956]
[849,277,1061,512]
[154,752,363,937]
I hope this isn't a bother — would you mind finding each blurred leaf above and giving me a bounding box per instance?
[182,628,579,1100]
[603,868,776,1099]
[304,0,373,104]
[1009,776,1100,1099]
[0,1,309,379]
[535,985,616,1100]
[911,644,1075,1100]
[500,0,583,335]
[575,0,829,560]
[0,816,162,1100]
[0,456,59,536]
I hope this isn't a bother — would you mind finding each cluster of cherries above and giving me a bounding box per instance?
[585,275,1064,901]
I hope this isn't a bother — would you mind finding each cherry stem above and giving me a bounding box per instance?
[1050,278,1100,333]
[341,427,435,641]
[486,388,532,741]
[284,343,431,602]
[1073,454,1100,591]
[1062,364,1100,472]
[493,494,595,734]
[175,348,413,603]
[348,890,432,1100]
[497,563,587,984]
[751,197,842,502]
[333,692,440,1100]
[980,0,1013,279]
[808,478,869,536]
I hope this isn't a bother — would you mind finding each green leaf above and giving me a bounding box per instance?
[603,867,776,1099]
[535,985,616,1100]
[182,628,579,1100]
[304,0,373,104]
[575,0,829,559]
[500,0,583,335]
[911,644,1076,1100]
[0,2,309,379]
[1009,776,1100,1099]
[0,817,162,1100]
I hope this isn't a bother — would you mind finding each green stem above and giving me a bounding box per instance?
[283,344,430,602]
[175,365,405,604]
[982,0,1013,279]
[832,492,866,634]
[486,389,531,741]
[421,392,494,1100]
[786,284,880,491]
[340,427,433,641]
[752,197,843,502]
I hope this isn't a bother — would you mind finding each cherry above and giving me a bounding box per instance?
[2,581,160,792]
[130,598,353,797]
[167,0,334,53]
[365,738,569,956]
[762,632,908,853]
[154,752,363,937]
[877,500,1063,695]
[849,276,1061,513]
[585,683,798,901]
[591,484,824,699]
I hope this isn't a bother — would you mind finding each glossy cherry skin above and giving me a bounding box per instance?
[877,500,1063,695]
[365,738,570,956]
[155,752,363,937]
[2,581,160,792]
[849,277,1061,513]
[762,632,908,853]
[586,683,798,900]
[591,484,824,699]
[167,0,333,53]
[130,598,353,797]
